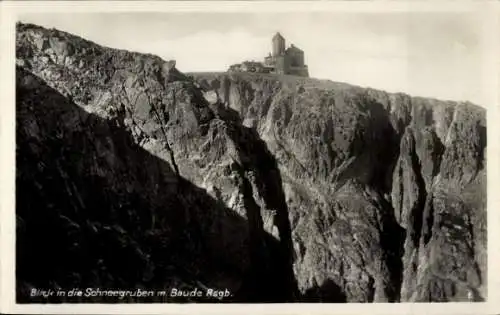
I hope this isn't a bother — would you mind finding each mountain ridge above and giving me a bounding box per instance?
[19,21,484,107]
[186,71,485,107]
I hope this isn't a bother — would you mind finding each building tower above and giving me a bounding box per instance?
[272,32,285,56]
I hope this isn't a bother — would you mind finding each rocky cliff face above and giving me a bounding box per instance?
[16,22,486,303]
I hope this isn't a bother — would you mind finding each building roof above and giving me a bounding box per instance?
[286,44,303,52]
[273,32,284,41]
[242,61,264,66]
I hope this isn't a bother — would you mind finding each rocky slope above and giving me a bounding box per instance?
[15,22,487,303]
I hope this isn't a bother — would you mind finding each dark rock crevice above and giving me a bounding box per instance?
[213,103,299,302]
[375,197,406,302]
[407,131,428,249]
[421,193,435,247]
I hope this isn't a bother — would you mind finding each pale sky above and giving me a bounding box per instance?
[19,11,485,104]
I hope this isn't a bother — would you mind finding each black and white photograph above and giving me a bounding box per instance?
[1,1,498,314]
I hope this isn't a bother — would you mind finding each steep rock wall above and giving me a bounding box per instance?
[191,72,486,302]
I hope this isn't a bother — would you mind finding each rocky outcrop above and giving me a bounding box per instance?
[16,22,486,303]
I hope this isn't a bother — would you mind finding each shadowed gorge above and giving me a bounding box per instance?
[16,66,297,303]
[16,22,486,303]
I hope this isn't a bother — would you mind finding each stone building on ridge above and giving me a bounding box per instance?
[228,32,309,77]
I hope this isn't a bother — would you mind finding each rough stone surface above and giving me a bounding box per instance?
[16,22,486,303]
